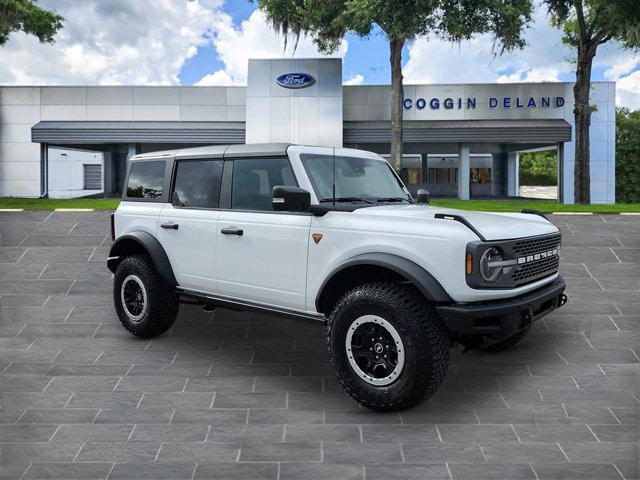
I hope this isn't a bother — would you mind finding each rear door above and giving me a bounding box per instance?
[215,156,312,311]
[157,158,224,292]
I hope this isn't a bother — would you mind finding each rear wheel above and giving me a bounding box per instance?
[327,282,450,412]
[114,254,179,338]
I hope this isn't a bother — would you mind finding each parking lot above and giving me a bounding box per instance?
[0,210,638,480]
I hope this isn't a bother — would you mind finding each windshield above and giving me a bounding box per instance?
[300,154,411,202]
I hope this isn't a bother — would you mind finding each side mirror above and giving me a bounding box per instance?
[272,186,311,212]
[416,188,430,204]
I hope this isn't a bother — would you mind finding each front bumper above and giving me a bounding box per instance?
[435,276,567,341]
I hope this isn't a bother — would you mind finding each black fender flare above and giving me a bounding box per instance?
[315,252,452,313]
[107,232,177,286]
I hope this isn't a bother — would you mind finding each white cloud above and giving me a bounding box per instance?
[343,74,364,85]
[604,54,639,81]
[196,9,348,86]
[195,70,237,86]
[403,9,571,85]
[0,0,223,85]
[497,67,561,83]
[616,70,640,110]
[402,6,639,108]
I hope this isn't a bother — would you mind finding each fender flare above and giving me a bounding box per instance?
[108,232,177,286]
[315,252,452,313]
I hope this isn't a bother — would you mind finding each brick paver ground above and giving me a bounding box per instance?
[0,211,638,479]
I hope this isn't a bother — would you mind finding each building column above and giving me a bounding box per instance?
[507,151,519,197]
[103,152,114,196]
[557,142,565,203]
[127,144,138,159]
[40,143,49,198]
[457,143,470,200]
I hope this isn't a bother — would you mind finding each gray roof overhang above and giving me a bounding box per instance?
[32,119,572,146]
[32,121,246,144]
[344,119,572,144]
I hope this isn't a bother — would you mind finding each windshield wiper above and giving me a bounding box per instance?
[319,196,373,204]
[376,197,410,203]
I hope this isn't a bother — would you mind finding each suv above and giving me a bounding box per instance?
[108,144,567,411]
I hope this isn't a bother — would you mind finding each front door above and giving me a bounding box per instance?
[216,157,311,311]
[157,158,224,293]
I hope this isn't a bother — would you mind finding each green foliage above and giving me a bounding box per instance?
[0,0,64,45]
[616,108,640,203]
[519,150,558,186]
[258,0,532,53]
[546,0,640,51]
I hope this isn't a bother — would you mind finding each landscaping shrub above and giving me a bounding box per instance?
[519,150,558,186]
[616,108,640,203]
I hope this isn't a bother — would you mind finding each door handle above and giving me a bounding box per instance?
[161,223,179,230]
[221,227,243,236]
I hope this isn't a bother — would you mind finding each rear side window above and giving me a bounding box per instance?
[172,160,224,209]
[231,158,297,211]
[126,161,165,199]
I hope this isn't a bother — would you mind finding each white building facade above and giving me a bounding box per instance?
[0,58,616,203]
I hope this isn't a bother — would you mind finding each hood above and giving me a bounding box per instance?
[353,204,558,241]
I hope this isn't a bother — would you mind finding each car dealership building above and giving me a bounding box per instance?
[0,58,616,203]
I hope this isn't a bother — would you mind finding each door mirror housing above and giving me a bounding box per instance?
[272,186,311,212]
[416,189,430,204]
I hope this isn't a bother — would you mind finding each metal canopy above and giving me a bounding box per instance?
[32,119,571,146]
[344,119,572,144]
[32,121,246,144]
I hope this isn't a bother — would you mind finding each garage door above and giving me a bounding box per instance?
[83,164,102,190]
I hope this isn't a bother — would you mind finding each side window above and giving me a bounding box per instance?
[232,158,297,211]
[126,161,165,199]
[172,160,224,208]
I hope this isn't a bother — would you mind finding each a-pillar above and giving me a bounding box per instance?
[457,143,470,200]
[507,151,519,197]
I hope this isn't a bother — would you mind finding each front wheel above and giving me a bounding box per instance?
[327,282,450,412]
[114,254,179,338]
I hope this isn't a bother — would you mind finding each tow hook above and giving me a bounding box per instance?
[202,304,216,312]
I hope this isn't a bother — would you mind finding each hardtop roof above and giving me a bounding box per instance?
[130,143,293,161]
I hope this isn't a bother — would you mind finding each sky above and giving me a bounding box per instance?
[0,0,638,109]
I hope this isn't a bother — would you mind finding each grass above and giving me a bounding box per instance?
[0,197,639,213]
[429,199,640,214]
[0,197,121,210]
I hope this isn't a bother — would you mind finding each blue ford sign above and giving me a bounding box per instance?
[276,72,315,89]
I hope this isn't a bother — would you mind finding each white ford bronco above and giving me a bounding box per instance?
[108,143,567,411]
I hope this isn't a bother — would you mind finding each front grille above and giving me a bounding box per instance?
[511,255,560,285]
[510,233,561,286]
[513,233,562,256]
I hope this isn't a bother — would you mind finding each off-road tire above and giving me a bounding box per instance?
[483,326,531,352]
[114,254,179,338]
[327,281,450,412]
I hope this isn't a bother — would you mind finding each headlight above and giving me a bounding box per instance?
[480,247,503,282]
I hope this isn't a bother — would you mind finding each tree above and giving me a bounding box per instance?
[544,0,640,204]
[0,0,64,46]
[615,107,640,203]
[258,0,532,173]
[519,150,558,186]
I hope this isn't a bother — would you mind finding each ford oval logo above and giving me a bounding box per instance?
[275,73,315,89]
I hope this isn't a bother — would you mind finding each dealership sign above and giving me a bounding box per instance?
[276,73,316,89]
[403,96,565,110]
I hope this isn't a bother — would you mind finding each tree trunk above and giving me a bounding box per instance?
[573,45,595,204]
[390,37,404,174]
